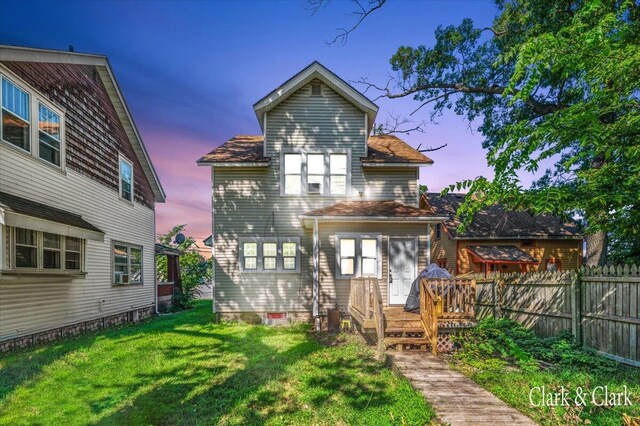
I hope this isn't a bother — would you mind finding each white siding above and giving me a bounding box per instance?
[363,168,419,206]
[0,143,156,341]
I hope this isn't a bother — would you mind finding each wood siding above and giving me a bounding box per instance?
[212,81,422,314]
[0,144,156,341]
[1,61,155,208]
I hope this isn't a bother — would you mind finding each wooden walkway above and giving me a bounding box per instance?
[389,352,537,425]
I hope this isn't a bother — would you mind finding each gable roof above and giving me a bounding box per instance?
[0,45,165,202]
[467,245,539,264]
[197,134,431,166]
[422,192,582,239]
[253,61,379,132]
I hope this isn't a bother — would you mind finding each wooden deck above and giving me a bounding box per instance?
[349,278,478,354]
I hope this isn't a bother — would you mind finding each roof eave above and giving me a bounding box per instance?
[196,160,270,168]
[361,162,434,168]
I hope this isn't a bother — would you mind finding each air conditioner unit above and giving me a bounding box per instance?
[308,182,321,194]
[115,274,130,284]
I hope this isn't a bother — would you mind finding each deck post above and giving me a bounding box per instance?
[426,223,431,265]
[312,219,319,327]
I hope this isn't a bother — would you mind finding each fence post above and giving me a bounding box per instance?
[570,271,582,344]
[492,275,502,318]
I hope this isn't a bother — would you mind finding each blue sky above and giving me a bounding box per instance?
[1,0,502,239]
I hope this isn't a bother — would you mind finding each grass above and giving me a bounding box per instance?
[0,301,435,425]
[451,318,640,426]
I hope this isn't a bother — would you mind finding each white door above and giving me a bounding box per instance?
[389,237,417,305]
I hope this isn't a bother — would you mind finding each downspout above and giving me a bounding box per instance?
[154,205,159,315]
[312,219,319,331]
[211,167,216,314]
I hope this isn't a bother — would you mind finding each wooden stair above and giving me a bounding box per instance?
[383,307,432,351]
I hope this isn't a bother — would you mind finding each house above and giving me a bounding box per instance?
[197,62,447,324]
[0,45,165,351]
[421,192,583,276]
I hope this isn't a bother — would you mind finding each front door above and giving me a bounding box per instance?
[389,237,417,305]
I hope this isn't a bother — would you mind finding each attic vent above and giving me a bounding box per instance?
[311,84,322,96]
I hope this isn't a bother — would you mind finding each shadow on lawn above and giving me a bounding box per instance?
[92,326,391,425]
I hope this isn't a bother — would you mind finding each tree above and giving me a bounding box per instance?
[313,0,640,265]
[157,225,211,309]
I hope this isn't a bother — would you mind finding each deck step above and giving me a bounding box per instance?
[384,327,425,335]
[384,337,433,345]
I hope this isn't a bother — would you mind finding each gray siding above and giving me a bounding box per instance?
[213,80,424,314]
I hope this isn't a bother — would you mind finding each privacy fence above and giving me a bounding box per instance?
[475,265,640,367]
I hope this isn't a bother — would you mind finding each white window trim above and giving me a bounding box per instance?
[238,236,301,273]
[335,233,382,279]
[4,226,85,274]
[118,154,134,204]
[279,149,351,197]
[0,67,67,171]
[112,241,143,285]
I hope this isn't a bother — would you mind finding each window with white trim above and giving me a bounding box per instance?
[239,236,300,272]
[307,153,324,194]
[335,234,382,279]
[7,227,85,273]
[330,153,347,195]
[38,103,61,166]
[119,157,133,202]
[0,73,66,168]
[113,242,143,284]
[284,153,302,195]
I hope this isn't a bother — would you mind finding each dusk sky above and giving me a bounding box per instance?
[0,0,534,243]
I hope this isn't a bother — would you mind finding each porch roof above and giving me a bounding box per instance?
[301,200,447,227]
[0,191,104,241]
[466,245,539,264]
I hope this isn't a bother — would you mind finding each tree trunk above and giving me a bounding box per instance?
[585,230,608,266]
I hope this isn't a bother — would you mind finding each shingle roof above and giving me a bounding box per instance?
[467,245,539,263]
[423,192,581,239]
[0,191,103,234]
[363,135,433,164]
[302,200,442,218]
[197,134,432,165]
[197,135,269,164]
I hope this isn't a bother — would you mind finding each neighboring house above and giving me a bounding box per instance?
[198,62,446,323]
[0,45,165,351]
[421,192,583,276]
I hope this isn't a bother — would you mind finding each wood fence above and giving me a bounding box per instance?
[476,265,640,367]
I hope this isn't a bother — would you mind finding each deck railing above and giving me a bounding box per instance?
[349,277,385,360]
[419,279,439,354]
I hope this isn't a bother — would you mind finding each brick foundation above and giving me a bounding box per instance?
[0,305,155,354]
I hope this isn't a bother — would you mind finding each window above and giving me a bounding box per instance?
[336,234,382,278]
[307,154,324,194]
[435,224,441,240]
[437,258,447,269]
[239,236,300,272]
[263,242,277,270]
[282,242,297,270]
[65,237,82,270]
[42,233,61,269]
[243,242,258,270]
[546,259,561,272]
[1,77,30,152]
[113,242,143,284]
[119,157,133,202]
[15,228,37,268]
[38,103,61,166]
[311,83,322,96]
[361,238,377,276]
[8,227,84,272]
[330,154,347,195]
[284,154,302,195]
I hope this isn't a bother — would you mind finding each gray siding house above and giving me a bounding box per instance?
[198,62,445,323]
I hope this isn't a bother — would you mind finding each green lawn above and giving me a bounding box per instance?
[0,302,435,425]
[452,318,640,426]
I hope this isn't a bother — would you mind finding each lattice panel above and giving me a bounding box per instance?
[437,333,456,353]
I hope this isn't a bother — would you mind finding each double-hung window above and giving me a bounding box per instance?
[284,154,302,195]
[8,227,85,273]
[336,234,382,278]
[307,153,324,194]
[1,77,31,152]
[1,73,66,168]
[113,242,143,284]
[239,236,300,272]
[119,156,134,202]
[38,103,61,166]
[330,153,347,195]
